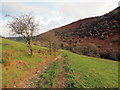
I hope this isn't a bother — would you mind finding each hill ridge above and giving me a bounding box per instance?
[36,6,120,61]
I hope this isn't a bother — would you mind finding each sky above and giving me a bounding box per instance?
[0,0,119,37]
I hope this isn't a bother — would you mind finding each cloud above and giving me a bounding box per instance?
[0,1,119,37]
[2,0,120,2]
[97,1,119,15]
[2,2,51,16]
[1,2,59,36]
[0,20,12,37]
[58,2,118,20]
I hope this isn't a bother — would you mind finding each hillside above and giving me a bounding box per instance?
[1,37,59,88]
[1,38,119,88]
[62,50,119,88]
[36,6,120,60]
[6,36,36,42]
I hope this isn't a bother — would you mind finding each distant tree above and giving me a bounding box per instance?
[40,32,60,55]
[6,14,39,55]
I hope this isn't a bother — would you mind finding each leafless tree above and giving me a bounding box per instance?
[6,14,39,55]
[40,31,60,55]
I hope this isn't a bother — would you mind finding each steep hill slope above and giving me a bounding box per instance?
[36,6,120,60]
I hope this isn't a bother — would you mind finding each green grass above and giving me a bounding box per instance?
[2,37,48,51]
[32,61,62,88]
[1,37,119,88]
[62,50,119,88]
[1,38,56,87]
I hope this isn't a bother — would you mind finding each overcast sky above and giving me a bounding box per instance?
[0,0,119,37]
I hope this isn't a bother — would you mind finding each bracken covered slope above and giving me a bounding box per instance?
[36,7,120,60]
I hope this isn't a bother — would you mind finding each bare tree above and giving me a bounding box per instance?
[40,31,60,55]
[6,14,39,55]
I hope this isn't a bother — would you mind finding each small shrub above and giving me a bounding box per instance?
[72,45,84,55]
[37,49,48,55]
[83,43,100,58]
[100,50,120,61]
[2,51,13,65]
[70,44,100,58]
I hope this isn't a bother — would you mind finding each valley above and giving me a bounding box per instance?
[1,4,119,89]
[1,37,119,88]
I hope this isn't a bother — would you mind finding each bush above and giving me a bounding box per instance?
[2,51,13,65]
[83,43,100,58]
[70,43,100,58]
[100,50,120,61]
[71,45,84,55]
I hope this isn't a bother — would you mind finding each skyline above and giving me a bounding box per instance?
[0,0,119,37]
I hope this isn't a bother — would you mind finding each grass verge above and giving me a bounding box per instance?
[62,50,118,88]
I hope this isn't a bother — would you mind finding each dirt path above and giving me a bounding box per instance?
[15,55,69,88]
[15,55,61,88]
[57,58,68,88]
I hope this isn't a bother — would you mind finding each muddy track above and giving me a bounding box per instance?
[15,55,61,88]
[15,55,69,88]
[57,58,68,88]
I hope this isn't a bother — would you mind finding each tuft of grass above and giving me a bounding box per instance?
[62,50,119,88]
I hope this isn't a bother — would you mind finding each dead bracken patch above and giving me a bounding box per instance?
[3,60,29,67]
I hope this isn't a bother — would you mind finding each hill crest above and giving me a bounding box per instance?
[36,6,120,60]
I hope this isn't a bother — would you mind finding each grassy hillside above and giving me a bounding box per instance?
[1,37,57,87]
[1,37,119,88]
[62,50,119,88]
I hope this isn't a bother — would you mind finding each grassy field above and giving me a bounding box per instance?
[1,37,119,88]
[1,37,57,87]
[62,50,119,88]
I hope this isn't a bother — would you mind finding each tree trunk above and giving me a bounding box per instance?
[30,46,33,55]
[28,37,33,56]
[49,41,52,55]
